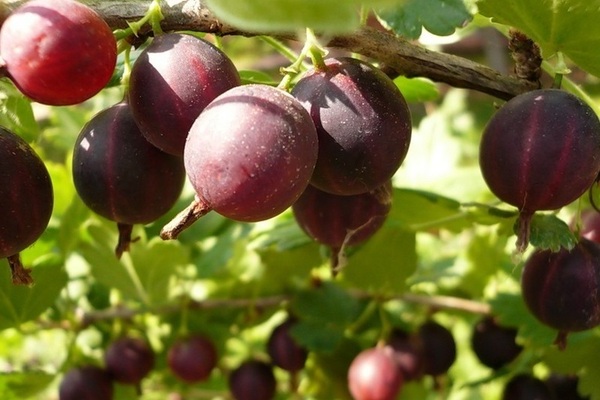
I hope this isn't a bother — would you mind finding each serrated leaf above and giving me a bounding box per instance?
[478,0,600,78]
[205,0,401,33]
[394,76,440,102]
[0,372,54,398]
[340,226,416,295]
[520,213,577,252]
[377,0,472,39]
[0,260,67,330]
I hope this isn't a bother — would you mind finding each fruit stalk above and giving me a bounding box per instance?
[160,197,212,240]
[7,254,33,285]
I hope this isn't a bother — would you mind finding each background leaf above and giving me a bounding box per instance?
[205,0,403,33]
[0,261,67,330]
[340,226,417,294]
[478,0,600,78]
[377,0,472,39]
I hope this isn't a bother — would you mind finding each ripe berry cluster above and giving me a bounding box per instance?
[59,318,307,400]
[0,0,413,269]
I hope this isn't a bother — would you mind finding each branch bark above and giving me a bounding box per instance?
[2,0,536,100]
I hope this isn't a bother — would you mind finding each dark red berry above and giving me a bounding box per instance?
[72,101,185,257]
[59,365,114,400]
[0,0,116,105]
[228,360,276,400]
[179,84,317,223]
[0,126,53,284]
[292,57,412,195]
[418,320,456,376]
[502,373,553,400]
[386,329,424,381]
[521,238,600,348]
[479,89,600,250]
[577,209,600,244]
[104,337,155,385]
[129,33,240,155]
[545,373,589,400]
[471,316,522,369]
[267,319,308,372]
[167,335,218,383]
[347,346,404,400]
[292,181,392,250]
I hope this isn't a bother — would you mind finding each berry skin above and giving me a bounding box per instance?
[418,320,456,376]
[183,84,318,222]
[292,57,412,196]
[72,101,185,257]
[386,329,424,381]
[502,373,553,400]
[59,365,114,400]
[0,0,117,105]
[267,319,308,372]
[521,238,600,348]
[479,89,600,250]
[167,335,218,383]
[471,316,522,369]
[228,360,277,400]
[347,346,404,400]
[0,125,53,284]
[104,337,155,385]
[129,33,240,156]
[292,181,392,250]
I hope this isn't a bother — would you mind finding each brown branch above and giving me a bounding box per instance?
[78,291,489,328]
[3,0,536,100]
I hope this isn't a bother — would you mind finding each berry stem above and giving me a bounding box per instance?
[113,0,164,41]
[305,28,327,71]
[516,210,534,253]
[160,196,213,240]
[553,330,568,351]
[6,253,33,285]
[276,28,328,90]
[115,222,138,259]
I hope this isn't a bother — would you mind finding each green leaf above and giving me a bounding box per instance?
[478,0,600,78]
[377,0,472,39]
[543,332,600,399]
[522,213,577,252]
[0,81,39,142]
[290,282,362,351]
[57,197,91,256]
[205,0,401,33]
[389,188,467,232]
[0,372,54,399]
[239,70,279,86]
[0,260,68,330]
[129,237,189,305]
[79,222,140,300]
[340,226,416,294]
[394,76,440,103]
[195,224,254,279]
